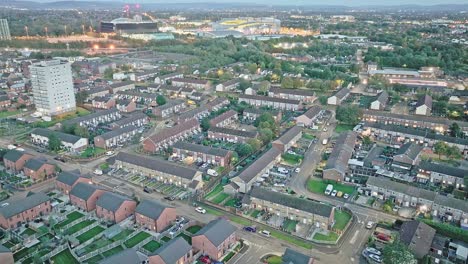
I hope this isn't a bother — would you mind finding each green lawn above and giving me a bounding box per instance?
[302,133,315,140]
[65,220,95,234]
[142,240,161,252]
[124,231,151,248]
[21,228,36,236]
[307,179,355,195]
[211,192,230,204]
[111,229,134,241]
[251,210,261,218]
[204,184,224,199]
[224,198,239,207]
[186,225,202,234]
[0,110,21,118]
[281,153,303,165]
[334,210,352,231]
[334,124,355,133]
[176,233,192,245]
[80,147,106,158]
[85,254,104,264]
[283,219,298,233]
[266,255,283,264]
[51,249,79,264]
[55,211,84,229]
[82,237,113,253]
[313,232,339,242]
[161,236,171,242]
[102,245,124,258]
[76,226,105,243]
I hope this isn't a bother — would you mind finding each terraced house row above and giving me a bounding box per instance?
[3,149,56,181]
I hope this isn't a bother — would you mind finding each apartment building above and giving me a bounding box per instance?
[272,126,302,153]
[94,125,139,149]
[192,219,237,261]
[239,94,301,111]
[135,200,176,232]
[96,192,137,223]
[0,192,51,229]
[209,110,238,128]
[323,132,357,182]
[172,141,232,167]
[23,159,56,181]
[208,127,258,143]
[31,128,88,152]
[116,99,136,113]
[30,60,76,116]
[143,119,200,152]
[268,87,315,103]
[92,96,116,110]
[3,149,33,172]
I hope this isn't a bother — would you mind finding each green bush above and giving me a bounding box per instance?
[421,219,468,243]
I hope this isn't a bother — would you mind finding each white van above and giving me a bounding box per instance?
[325,184,333,195]
[260,230,271,237]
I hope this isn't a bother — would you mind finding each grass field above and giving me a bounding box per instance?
[313,232,339,242]
[102,245,124,258]
[283,219,298,233]
[80,147,106,158]
[35,107,90,128]
[334,210,352,231]
[65,220,95,234]
[21,228,36,236]
[251,210,261,218]
[205,184,224,199]
[111,229,134,241]
[161,236,171,242]
[51,249,79,264]
[0,110,21,118]
[266,255,283,264]
[82,237,113,254]
[55,212,84,229]
[211,192,230,204]
[186,225,202,234]
[76,226,105,243]
[143,240,161,252]
[307,179,355,195]
[334,124,355,133]
[124,231,151,248]
[177,233,192,245]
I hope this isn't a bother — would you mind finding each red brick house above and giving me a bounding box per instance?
[69,183,107,212]
[55,171,92,194]
[92,96,116,110]
[116,99,136,113]
[0,244,13,264]
[0,192,51,229]
[149,237,193,264]
[96,192,137,223]
[209,110,238,128]
[0,95,11,108]
[172,141,232,167]
[18,95,32,106]
[135,200,176,232]
[143,119,200,153]
[3,149,33,172]
[192,218,237,261]
[23,159,56,181]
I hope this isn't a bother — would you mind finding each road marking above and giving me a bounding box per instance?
[349,230,360,245]
[246,256,253,263]
[351,257,355,262]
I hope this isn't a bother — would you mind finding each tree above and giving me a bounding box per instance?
[336,105,362,125]
[281,77,294,88]
[73,125,89,138]
[247,63,257,74]
[449,123,462,138]
[362,136,373,146]
[258,128,274,144]
[48,133,61,151]
[235,143,253,157]
[238,80,250,91]
[246,138,262,151]
[75,91,88,105]
[156,95,167,106]
[200,118,210,131]
[383,240,417,264]
[446,146,462,160]
[103,67,114,79]
[433,141,448,159]
[318,95,328,105]
[258,81,270,94]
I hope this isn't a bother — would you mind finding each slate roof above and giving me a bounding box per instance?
[363,110,468,129]
[31,128,83,144]
[374,91,389,105]
[64,108,120,126]
[249,187,334,218]
[99,248,142,264]
[269,87,315,96]
[135,199,173,220]
[208,127,258,138]
[0,192,50,219]
[433,195,468,213]
[418,161,467,178]
[301,106,321,119]
[154,99,185,111]
[147,119,199,145]
[173,141,231,157]
[56,171,84,186]
[416,94,433,108]
[24,159,46,171]
[171,77,209,85]
[324,132,357,174]
[109,81,134,89]
[366,177,438,201]
[178,107,209,121]
[97,125,138,140]
[332,87,350,100]
[240,94,301,105]
[399,220,436,259]
[238,148,282,183]
[111,112,148,128]
[114,152,199,180]
[204,97,229,111]
[210,110,238,126]
[3,149,28,162]
[96,192,132,212]
[282,248,312,264]
[70,183,104,201]
[194,218,237,247]
[150,237,191,263]
[273,126,302,145]
[395,143,423,160]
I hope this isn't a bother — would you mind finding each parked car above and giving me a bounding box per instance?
[368,254,382,263]
[365,247,381,256]
[195,207,206,214]
[54,156,66,163]
[295,168,301,173]
[143,187,153,193]
[164,196,175,201]
[366,221,374,229]
[176,217,185,224]
[106,151,115,156]
[199,256,211,264]
[259,230,271,237]
[343,193,350,199]
[331,190,337,197]
[93,169,103,175]
[243,226,256,232]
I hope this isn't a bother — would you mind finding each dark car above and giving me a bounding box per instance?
[143,187,153,193]
[54,156,66,163]
[164,196,175,201]
[243,226,256,232]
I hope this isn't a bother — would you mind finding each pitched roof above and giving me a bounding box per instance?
[114,152,199,180]
[195,218,237,247]
[208,127,258,138]
[332,87,350,100]
[96,192,133,212]
[240,94,301,105]
[171,77,209,85]
[135,199,173,220]
[0,192,50,219]
[433,195,468,213]
[178,107,209,121]
[301,105,321,119]
[399,221,435,258]
[366,177,437,202]
[99,248,143,264]
[109,81,134,89]
[282,248,312,264]
[204,97,229,110]
[154,99,185,111]
[111,112,148,128]
[395,142,423,160]
[249,187,334,218]
[363,110,468,129]
[24,158,47,171]
[173,141,231,157]
[273,126,302,145]
[70,183,104,201]
[147,119,199,145]
[324,132,357,174]
[210,110,237,126]
[238,148,282,183]
[416,94,433,108]
[97,125,138,140]
[3,149,29,162]
[64,108,120,126]
[269,87,315,96]
[151,237,191,263]
[374,91,389,105]
[31,128,83,144]
[56,171,86,186]
[418,161,467,178]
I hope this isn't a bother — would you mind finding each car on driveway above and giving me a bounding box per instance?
[195,207,206,214]
[331,190,337,197]
[199,256,211,264]
[364,247,381,256]
[243,226,256,232]
[368,254,382,263]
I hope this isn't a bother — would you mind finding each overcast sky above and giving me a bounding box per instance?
[33,0,468,5]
